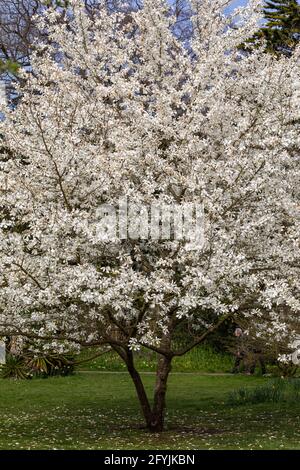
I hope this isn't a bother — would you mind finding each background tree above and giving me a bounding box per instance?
[246,0,300,54]
[0,0,299,433]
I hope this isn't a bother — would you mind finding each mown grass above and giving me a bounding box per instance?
[0,373,299,450]
[77,345,234,373]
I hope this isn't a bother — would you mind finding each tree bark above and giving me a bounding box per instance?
[125,349,172,432]
[149,354,172,432]
[126,350,153,429]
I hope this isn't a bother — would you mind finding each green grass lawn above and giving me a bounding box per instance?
[0,372,299,450]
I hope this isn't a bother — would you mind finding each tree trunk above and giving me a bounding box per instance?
[126,351,153,429]
[122,346,172,433]
[148,355,172,432]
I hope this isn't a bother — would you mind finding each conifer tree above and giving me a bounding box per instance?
[247,1,300,54]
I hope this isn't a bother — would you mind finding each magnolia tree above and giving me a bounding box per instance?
[0,0,299,432]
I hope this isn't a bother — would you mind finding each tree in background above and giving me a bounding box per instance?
[246,0,300,54]
[0,0,299,432]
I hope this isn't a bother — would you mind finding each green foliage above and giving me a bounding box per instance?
[76,345,234,373]
[227,378,300,405]
[0,60,20,75]
[42,0,70,7]
[275,360,298,377]
[0,352,74,380]
[26,353,74,378]
[0,354,29,380]
[172,345,233,373]
[244,0,300,54]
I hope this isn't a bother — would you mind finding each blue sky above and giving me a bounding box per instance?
[235,0,248,5]
[228,0,248,11]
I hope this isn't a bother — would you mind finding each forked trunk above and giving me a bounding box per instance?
[127,351,172,432]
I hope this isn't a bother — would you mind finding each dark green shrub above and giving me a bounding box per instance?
[0,354,29,380]
[25,353,74,377]
[0,352,74,379]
